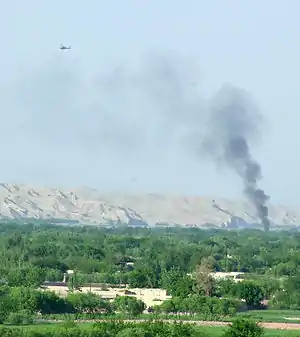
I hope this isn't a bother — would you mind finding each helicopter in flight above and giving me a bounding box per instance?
[60,44,71,50]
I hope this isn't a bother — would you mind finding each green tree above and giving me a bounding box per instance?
[67,292,109,318]
[269,291,300,310]
[237,282,264,308]
[7,267,45,287]
[160,268,193,297]
[113,296,145,317]
[194,257,215,296]
[0,287,11,323]
[67,271,81,292]
[216,278,238,297]
[127,269,150,288]
[224,318,264,337]
[9,287,39,313]
[37,291,72,314]
[157,297,181,314]
[284,274,300,293]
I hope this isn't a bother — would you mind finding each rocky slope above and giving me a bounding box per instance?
[0,183,298,228]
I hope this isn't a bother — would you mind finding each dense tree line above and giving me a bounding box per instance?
[2,223,300,280]
[0,222,299,323]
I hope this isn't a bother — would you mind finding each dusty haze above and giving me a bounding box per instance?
[10,55,262,171]
[1,1,300,206]
[12,54,270,222]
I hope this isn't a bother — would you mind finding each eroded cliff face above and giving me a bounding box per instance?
[0,183,297,228]
[0,183,141,225]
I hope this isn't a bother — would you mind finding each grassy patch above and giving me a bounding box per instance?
[196,326,300,337]
[237,310,300,323]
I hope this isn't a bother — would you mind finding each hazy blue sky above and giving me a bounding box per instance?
[0,0,299,206]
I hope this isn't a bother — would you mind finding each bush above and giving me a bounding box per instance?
[6,310,33,326]
[113,296,146,317]
[116,327,146,337]
[224,318,264,337]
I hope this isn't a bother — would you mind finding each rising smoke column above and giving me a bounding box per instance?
[202,84,270,231]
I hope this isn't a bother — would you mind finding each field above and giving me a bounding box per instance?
[237,310,300,323]
[197,326,300,336]
[197,327,300,337]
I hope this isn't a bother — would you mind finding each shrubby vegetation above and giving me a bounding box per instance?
[0,319,267,337]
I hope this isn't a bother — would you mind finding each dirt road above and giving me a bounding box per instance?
[185,320,300,330]
[53,319,300,330]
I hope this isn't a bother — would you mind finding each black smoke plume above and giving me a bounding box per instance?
[202,84,270,231]
[6,53,270,229]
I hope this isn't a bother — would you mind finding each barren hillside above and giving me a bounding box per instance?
[0,183,297,228]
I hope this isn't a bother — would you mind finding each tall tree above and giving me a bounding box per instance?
[194,257,215,296]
